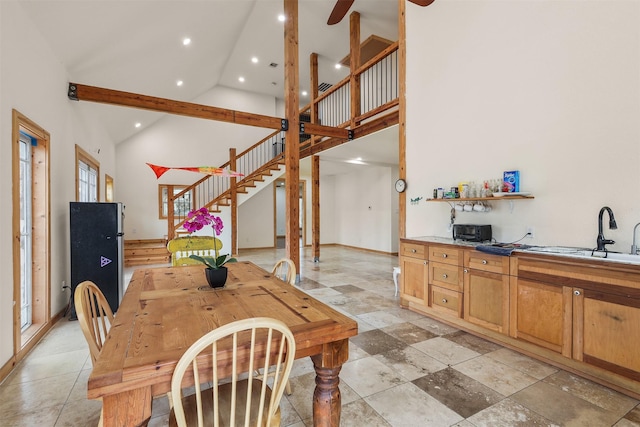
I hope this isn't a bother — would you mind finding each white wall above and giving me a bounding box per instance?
[0,2,117,368]
[331,165,398,252]
[115,86,276,239]
[238,182,276,249]
[406,1,640,250]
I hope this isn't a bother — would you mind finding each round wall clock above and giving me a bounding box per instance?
[395,179,407,193]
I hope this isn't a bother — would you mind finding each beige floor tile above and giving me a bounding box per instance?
[0,372,77,419]
[411,336,480,366]
[55,398,102,427]
[355,310,406,329]
[454,355,538,396]
[543,370,639,415]
[511,381,623,426]
[486,347,558,380]
[8,348,89,385]
[365,382,464,426]
[340,356,406,398]
[2,403,63,427]
[339,399,391,427]
[466,398,560,426]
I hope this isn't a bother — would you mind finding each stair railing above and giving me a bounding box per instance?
[168,42,399,238]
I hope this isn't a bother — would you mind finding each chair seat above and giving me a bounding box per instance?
[169,379,281,427]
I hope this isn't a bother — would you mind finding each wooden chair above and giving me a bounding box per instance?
[74,281,114,364]
[74,281,115,427]
[271,258,296,285]
[167,236,222,266]
[169,317,296,427]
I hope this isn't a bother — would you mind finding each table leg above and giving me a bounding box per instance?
[311,338,350,427]
[101,386,152,427]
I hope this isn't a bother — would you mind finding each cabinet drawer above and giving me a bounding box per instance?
[429,246,460,266]
[430,285,463,318]
[430,262,461,291]
[401,242,427,259]
[464,250,510,274]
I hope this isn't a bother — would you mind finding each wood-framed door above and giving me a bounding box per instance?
[11,109,51,361]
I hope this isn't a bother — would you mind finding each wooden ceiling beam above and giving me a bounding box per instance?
[299,111,398,159]
[68,82,284,130]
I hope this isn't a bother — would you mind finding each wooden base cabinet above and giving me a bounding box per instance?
[573,288,640,381]
[509,278,573,358]
[399,242,428,304]
[463,267,509,334]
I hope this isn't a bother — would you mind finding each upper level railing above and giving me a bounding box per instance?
[168,41,399,238]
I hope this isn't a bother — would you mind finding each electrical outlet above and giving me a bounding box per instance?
[526,226,535,238]
[61,280,66,292]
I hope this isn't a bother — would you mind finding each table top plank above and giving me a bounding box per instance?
[89,262,358,399]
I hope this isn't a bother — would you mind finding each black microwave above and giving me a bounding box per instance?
[453,224,492,242]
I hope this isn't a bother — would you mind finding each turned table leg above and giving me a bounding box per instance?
[311,338,350,427]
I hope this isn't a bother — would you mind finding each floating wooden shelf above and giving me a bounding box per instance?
[426,195,534,202]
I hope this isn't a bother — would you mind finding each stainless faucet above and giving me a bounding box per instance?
[597,206,617,251]
[632,222,640,255]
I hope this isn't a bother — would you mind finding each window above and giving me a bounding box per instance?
[159,185,194,219]
[75,145,99,202]
[105,174,114,202]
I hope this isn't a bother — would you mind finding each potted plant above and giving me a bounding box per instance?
[183,207,237,287]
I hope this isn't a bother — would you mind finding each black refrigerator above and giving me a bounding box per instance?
[69,202,124,319]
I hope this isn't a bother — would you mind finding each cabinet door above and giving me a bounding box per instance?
[400,256,428,304]
[573,288,640,381]
[510,277,572,357]
[463,268,509,334]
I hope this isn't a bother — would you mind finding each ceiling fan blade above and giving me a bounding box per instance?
[327,0,355,25]
[409,0,436,6]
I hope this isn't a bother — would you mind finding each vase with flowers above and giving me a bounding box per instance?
[183,207,237,287]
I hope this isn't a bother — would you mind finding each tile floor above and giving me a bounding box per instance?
[2,245,640,426]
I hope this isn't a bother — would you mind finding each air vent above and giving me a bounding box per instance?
[318,82,332,92]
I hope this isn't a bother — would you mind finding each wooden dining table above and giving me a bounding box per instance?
[88,262,358,427]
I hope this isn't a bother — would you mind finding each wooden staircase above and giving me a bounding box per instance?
[124,239,171,267]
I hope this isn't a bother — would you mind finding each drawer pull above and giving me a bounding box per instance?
[442,274,448,279]
[574,290,581,296]
[482,260,488,265]
[442,298,448,303]
[464,269,469,273]
[442,254,448,258]
[411,249,417,253]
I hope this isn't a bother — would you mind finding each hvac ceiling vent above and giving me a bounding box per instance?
[318,82,332,92]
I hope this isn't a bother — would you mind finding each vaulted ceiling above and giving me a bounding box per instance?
[19,0,400,172]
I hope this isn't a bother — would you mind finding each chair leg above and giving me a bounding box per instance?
[393,267,400,296]
[285,380,292,396]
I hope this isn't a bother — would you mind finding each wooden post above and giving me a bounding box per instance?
[284,0,300,279]
[229,148,238,256]
[167,185,175,240]
[398,0,407,239]
[349,11,361,128]
[312,155,320,262]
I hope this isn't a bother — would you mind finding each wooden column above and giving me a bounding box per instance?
[349,11,361,128]
[312,155,320,262]
[229,148,238,256]
[284,0,300,277]
[398,0,407,239]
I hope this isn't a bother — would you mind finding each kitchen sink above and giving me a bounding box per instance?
[523,246,640,264]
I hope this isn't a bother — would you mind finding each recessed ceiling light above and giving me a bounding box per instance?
[182,37,191,46]
[278,14,285,22]
[135,122,141,128]
[251,57,259,64]
[176,80,183,87]
[301,90,308,96]
[335,63,342,70]
[238,76,245,83]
